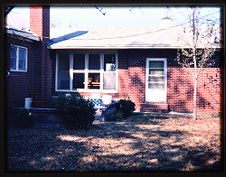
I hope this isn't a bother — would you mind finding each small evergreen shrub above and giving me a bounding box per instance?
[54,93,96,129]
[103,99,135,121]
[118,99,136,117]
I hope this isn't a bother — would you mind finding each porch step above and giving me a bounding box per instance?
[140,102,168,113]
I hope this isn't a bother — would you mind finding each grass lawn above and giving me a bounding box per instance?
[7,113,223,172]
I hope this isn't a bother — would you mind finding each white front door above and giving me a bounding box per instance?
[146,58,167,102]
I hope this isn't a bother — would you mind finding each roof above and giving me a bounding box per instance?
[6,9,39,42]
[6,9,30,32]
[49,26,221,49]
[6,27,40,41]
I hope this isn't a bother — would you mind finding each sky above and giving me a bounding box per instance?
[50,6,221,28]
[6,6,221,30]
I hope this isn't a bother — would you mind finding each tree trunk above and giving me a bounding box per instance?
[193,75,198,119]
[193,47,198,119]
[192,8,198,120]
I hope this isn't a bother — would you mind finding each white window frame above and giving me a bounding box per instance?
[86,53,102,91]
[10,44,28,72]
[56,52,118,93]
[145,58,167,102]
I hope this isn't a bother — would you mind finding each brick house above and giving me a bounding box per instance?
[7,6,51,108]
[7,6,223,113]
[6,27,40,108]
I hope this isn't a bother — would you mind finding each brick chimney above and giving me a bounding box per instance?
[30,6,52,107]
[30,6,50,39]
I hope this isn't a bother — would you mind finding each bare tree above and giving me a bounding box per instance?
[95,5,106,16]
[176,7,220,119]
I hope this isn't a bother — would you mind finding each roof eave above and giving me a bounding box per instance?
[48,45,222,49]
[6,28,40,42]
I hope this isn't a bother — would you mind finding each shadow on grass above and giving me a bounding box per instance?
[7,115,223,172]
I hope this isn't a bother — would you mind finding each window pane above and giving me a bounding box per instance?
[149,69,164,75]
[104,54,116,71]
[88,73,100,89]
[58,53,69,71]
[148,76,164,82]
[149,61,164,68]
[148,83,164,89]
[10,45,17,58]
[18,48,26,70]
[57,54,70,89]
[73,73,85,89]
[89,54,100,70]
[57,71,70,89]
[10,46,16,70]
[10,57,16,70]
[73,54,85,70]
[104,72,116,90]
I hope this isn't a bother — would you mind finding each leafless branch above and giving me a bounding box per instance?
[95,5,106,16]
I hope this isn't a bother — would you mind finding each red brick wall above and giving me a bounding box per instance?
[52,49,223,113]
[117,52,130,98]
[127,56,146,111]
[30,6,52,106]
[167,68,223,113]
[119,49,223,113]
[117,49,175,111]
[31,42,43,105]
[30,6,50,39]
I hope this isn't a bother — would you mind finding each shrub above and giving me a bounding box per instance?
[118,99,136,117]
[103,99,135,121]
[54,93,96,129]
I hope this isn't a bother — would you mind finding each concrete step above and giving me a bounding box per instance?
[140,102,168,113]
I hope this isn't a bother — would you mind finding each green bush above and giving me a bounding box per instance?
[103,99,135,121]
[54,93,96,130]
[118,99,136,117]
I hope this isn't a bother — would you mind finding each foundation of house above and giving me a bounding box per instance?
[140,102,169,113]
[19,107,64,129]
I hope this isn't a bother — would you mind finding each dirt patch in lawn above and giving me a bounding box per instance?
[7,114,223,172]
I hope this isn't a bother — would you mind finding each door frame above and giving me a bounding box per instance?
[145,58,167,102]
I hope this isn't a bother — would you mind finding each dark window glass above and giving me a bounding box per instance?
[149,61,164,68]
[89,54,100,70]
[73,54,85,70]
[88,73,100,89]
[73,73,85,89]
[10,45,17,70]
[57,72,70,89]
[58,53,69,71]
[104,54,116,71]
[18,48,26,70]
[57,54,70,89]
